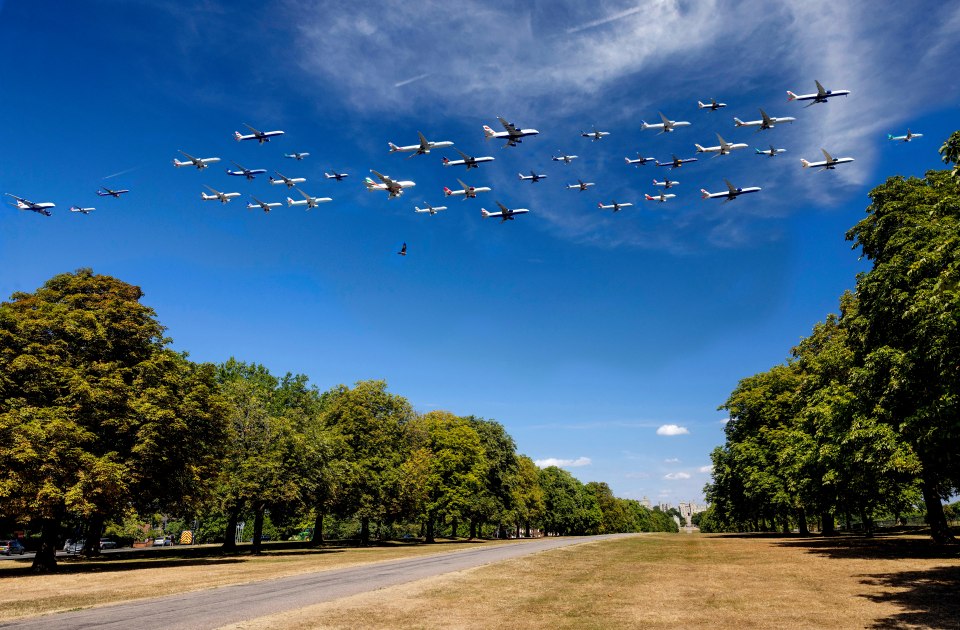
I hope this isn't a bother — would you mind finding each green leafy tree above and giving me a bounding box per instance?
[510,455,545,537]
[464,417,517,538]
[940,130,960,178]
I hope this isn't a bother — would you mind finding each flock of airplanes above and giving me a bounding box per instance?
[6,82,924,234]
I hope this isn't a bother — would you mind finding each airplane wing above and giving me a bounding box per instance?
[179,150,198,162]
[497,117,518,133]
[496,200,508,212]
[760,109,771,125]
[417,132,429,151]
[659,112,671,126]
[454,148,471,160]
[821,148,834,162]
[457,179,469,191]
[815,80,826,96]
[724,179,737,194]
[244,123,262,135]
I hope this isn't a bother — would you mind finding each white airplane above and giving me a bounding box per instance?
[656,154,698,169]
[733,108,796,130]
[518,170,547,183]
[653,178,679,189]
[284,152,310,160]
[481,200,529,222]
[226,162,267,180]
[787,80,850,106]
[695,133,748,156]
[247,196,283,212]
[324,171,349,181]
[234,123,285,143]
[888,129,923,142]
[201,185,241,203]
[365,170,416,199]
[566,179,595,191]
[598,200,633,212]
[483,116,540,147]
[5,193,54,216]
[173,150,221,170]
[552,152,578,164]
[625,154,655,166]
[444,178,491,199]
[756,145,787,157]
[286,188,331,209]
[698,99,727,110]
[96,186,129,197]
[70,206,95,214]
[414,202,448,215]
[442,148,495,169]
[269,171,306,188]
[641,112,691,134]
[645,193,676,202]
[701,179,762,201]
[581,127,610,141]
[389,131,454,157]
[801,148,855,170]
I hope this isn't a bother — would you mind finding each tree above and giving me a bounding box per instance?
[0,270,228,571]
[510,455,545,537]
[940,130,960,178]
[464,417,517,538]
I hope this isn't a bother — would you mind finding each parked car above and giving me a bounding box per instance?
[152,536,172,546]
[99,538,118,549]
[64,540,86,553]
[0,540,25,555]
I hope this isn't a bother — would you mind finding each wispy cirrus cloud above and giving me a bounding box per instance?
[535,456,592,468]
[665,472,691,480]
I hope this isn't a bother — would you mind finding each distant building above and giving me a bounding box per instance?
[658,502,672,513]
[677,501,707,526]
[640,496,651,509]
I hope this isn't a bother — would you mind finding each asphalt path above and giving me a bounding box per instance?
[2,534,633,630]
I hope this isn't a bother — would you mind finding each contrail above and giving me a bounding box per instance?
[394,73,430,88]
[102,166,140,180]
[566,6,643,34]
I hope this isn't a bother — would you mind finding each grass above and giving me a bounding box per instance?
[5,533,960,628]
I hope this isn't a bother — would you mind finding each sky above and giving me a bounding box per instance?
[1,0,959,506]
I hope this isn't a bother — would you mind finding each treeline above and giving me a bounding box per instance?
[703,132,960,542]
[0,270,675,572]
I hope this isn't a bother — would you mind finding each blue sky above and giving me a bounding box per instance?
[2,0,958,505]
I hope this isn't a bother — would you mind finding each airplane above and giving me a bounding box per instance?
[70,206,95,214]
[324,170,349,181]
[442,148,495,169]
[801,148,855,170]
[365,170,416,199]
[234,123,285,143]
[444,178,491,199]
[598,200,633,212]
[172,150,221,170]
[653,178,679,189]
[756,145,787,157]
[566,179,594,191]
[226,162,267,180]
[888,129,923,142]
[656,154,698,169]
[269,171,306,188]
[645,193,676,202]
[388,131,454,157]
[581,127,610,141]
[787,80,850,106]
[695,133,748,156]
[733,108,796,130]
[398,243,407,256]
[6,193,54,216]
[552,152,578,164]
[481,200,529,222]
[625,154,655,166]
[286,188,332,209]
[482,116,540,147]
[518,171,547,183]
[698,99,727,110]
[201,185,241,203]
[96,186,129,197]
[641,112,691,134]
[247,196,283,212]
[284,152,310,160]
[701,179,762,201]
[414,202,448,215]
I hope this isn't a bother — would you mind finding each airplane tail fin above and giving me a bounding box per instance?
[786,91,798,101]
[700,189,710,199]
[640,121,649,130]
[482,125,495,140]
[695,144,705,153]
[801,159,811,168]
[733,118,745,127]
[443,187,453,196]
[234,131,243,141]
[388,142,400,152]
[442,157,449,165]
[887,134,894,140]
[481,208,491,218]
[697,101,705,109]
[645,194,654,201]
[364,177,376,188]
[286,197,295,206]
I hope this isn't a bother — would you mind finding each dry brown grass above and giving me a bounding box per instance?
[0,538,519,623]
[220,533,960,630]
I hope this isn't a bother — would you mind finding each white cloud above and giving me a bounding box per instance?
[664,458,680,464]
[657,424,689,436]
[664,472,691,480]
[535,456,592,468]
[699,465,713,474]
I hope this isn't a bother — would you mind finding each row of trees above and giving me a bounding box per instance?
[703,132,960,542]
[0,270,676,572]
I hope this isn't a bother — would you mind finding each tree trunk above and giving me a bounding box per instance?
[920,468,954,543]
[311,510,325,544]
[31,516,60,573]
[781,514,790,534]
[83,514,105,556]
[469,519,478,540]
[222,505,240,552]
[360,517,370,545]
[450,516,458,539]
[525,521,531,538]
[516,523,521,539]
[859,505,874,538]
[796,508,809,536]
[425,517,435,544]
[251,505,265,554]
[821,512,836,536]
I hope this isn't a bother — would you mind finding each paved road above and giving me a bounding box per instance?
[2,534,633,630]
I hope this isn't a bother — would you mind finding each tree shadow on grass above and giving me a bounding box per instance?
[860,565,960,629]
[0,556,247,578]
[775,535,960,561]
